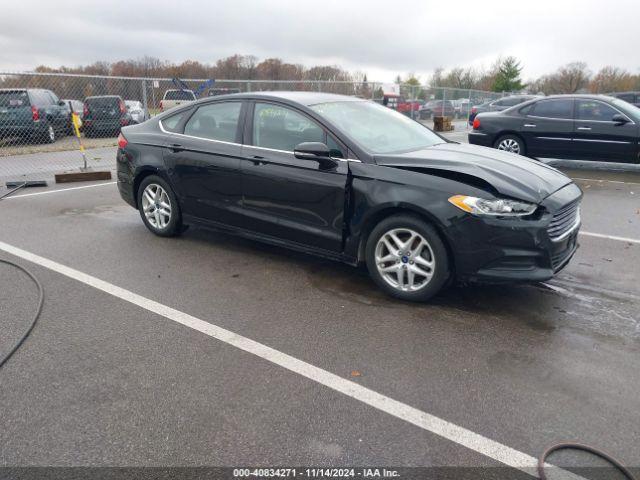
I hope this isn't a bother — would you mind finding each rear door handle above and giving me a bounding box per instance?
[577,126,592,131]
[250,155,266,165]
[523,123,536,128]
[169,143,184,152]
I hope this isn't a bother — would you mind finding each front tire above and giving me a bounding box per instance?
[137,175,182,237]
[494,134,525,156]
[365,215,450,302]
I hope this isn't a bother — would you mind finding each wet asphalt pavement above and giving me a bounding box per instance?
[0,153,639,476]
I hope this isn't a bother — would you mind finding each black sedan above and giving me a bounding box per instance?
[117,92,581,301]
[468,95,540,125]
[469,94,640,163]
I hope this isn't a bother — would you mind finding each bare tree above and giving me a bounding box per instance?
[590,66,635,93]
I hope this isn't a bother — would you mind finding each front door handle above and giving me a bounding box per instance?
[523,123,536,128]
[250,155,266,165]
[169,143,184,152]
[577,126,592,131]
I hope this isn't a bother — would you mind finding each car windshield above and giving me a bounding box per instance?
[87,97,119,108]
[0,90,29,108]
[311,100,444,154]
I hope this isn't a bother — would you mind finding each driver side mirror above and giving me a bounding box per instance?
[612,113,629,125]
[294,142,337,168]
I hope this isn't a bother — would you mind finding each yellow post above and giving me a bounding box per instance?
[70,105,88,170]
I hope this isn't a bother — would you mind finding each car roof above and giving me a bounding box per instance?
[85,95,121,99]
[199,91,365,106]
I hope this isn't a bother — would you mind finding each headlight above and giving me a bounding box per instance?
[448,195,537,217]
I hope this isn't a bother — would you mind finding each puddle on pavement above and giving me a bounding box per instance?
[60,204,128,216]
[304,259,639,342]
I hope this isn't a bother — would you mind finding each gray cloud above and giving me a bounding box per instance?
[0,0,638,81]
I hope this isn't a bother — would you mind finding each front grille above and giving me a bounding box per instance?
[548,200,580,240]
[551,242,576,269]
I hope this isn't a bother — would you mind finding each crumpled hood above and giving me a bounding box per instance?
[374,142,573,203]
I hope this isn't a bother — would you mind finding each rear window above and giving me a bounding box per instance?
[86,97,120,108]
[165,90,195,101]
[0,91,30,108]
[160,110,189,133]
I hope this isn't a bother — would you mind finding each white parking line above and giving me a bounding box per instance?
[580,231,640,245]
[0,239,582,480]
[4,181,116,199]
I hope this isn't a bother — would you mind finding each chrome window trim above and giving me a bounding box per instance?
[245,144,361,162]
[159,119,361,162]
[159,119,242,147]
[527,115,574,122]
[576,99,635,124]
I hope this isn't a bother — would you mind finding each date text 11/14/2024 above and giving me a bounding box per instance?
[233,468,400,478]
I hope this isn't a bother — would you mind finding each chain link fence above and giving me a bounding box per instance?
[0,71,508,186]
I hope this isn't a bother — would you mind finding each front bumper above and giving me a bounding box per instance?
[448,183,582,284]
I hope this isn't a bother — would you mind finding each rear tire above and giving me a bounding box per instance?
[365,214,450,302]
[137,175,183,237]
[494,134,525,156]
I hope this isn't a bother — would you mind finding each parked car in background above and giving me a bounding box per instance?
[609,91,640,108]
[117,91,581,302]
[469,94,640,163]
[83,95,132,137]
[124,100,149,124]
[160,89,196,111]
[419,100,454,119]
[0,88,70,143]
[452,99,472,118]
[208,88,241,96]
[62,99,84,133]
[397,98,423,117]
[468,95,540,124]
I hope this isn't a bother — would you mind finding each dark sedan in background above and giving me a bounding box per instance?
[469,94,640,163]
[117,92,581,302]
[468,95,540,125]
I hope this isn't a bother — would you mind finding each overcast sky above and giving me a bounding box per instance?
[1,0,638,81]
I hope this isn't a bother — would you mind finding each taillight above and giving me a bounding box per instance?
[117,132,128,149]
[31,106,40,122]
[159,101,164,111]
[119,100,126,114]
[83,104,89,117]
[473,118,481,130]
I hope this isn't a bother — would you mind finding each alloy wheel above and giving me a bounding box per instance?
[47,125,55,142]
[497,138,521,154]
[141,183,172,229]
[374,228,435,292]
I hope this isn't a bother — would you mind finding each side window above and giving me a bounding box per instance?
[492,99,504,107]
[576,100,620,122]
[326,135,345,159]
[160,110,188,133]
[30,91,45,107]
[47,91,59,104]
[253,103,324,152]
[184,102,242,142]
[502,97,524,107]
[530,99,573,119]
[519,104,534,115]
